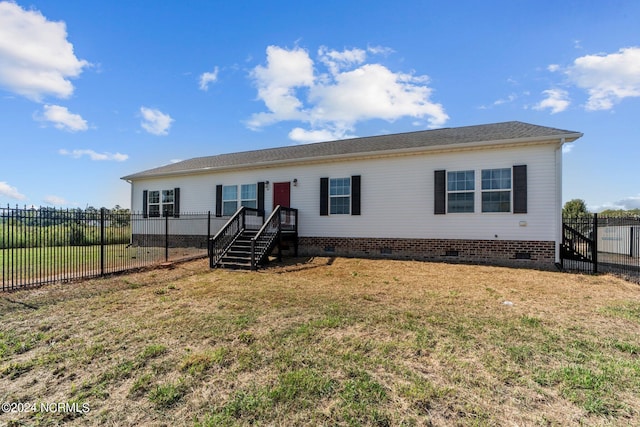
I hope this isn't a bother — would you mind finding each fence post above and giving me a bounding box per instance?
[100,208,105,276]
[592,213,598,274]
[165,214,169,262]
[251,239,256,271]
[207,211,211,251]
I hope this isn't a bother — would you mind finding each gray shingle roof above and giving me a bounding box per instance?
[122,121,582,180]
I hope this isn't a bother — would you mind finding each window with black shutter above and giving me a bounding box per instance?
[434,170,446,215]
[320,176,361,216]
[257,181,265,215]
[143,188,179,217]
[215,185,223,217]
[351,175,361,215]
[142,190,148,218]
[320,178,329,216]
[513,165,527,214]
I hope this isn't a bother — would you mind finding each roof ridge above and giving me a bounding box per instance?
[188,120,531,160]
[122,121,582,181]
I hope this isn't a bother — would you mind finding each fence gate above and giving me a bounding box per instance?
[561,215,598,274]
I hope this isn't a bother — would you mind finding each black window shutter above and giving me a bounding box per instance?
[257,181,265,215]
[513,165,527,214]
[434,170,446,215]
[215,185,223,217]
[142,190,148,218]
[351,175,361,215]
[173,188,180,217]
[320,178,329,216]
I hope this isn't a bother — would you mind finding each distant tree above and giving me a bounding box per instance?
[599,208,640,217]
[563,199,590,218]
[111,205,131,227]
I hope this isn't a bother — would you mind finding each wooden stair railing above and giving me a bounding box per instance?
[208,207,263,268]
[250,206,298,270]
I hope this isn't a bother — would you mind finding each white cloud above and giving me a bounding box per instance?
[547,64,560,72]
[493,93,517,106]
[562,142,575,154]
[59,149,128,161]
[140,107,173,136]
[248,46,314,128]
[592,195,640,212]
[0,2,89,101]
[199,67,219,91]
[288,127,353,144]
[615,195,640,210]
[248,45,448,141]
[43,195,68,206]
[367,45,394,56]
[0,181,27,200]
[534,89,570,114]
[39,104,88,131]
[309,64,447,126]
[318,46,366,75]
[566,47,640,111]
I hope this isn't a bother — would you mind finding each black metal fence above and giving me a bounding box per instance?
[1,206,220,291]
[562,214,640,283]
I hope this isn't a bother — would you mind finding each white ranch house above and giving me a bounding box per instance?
[122,121,582,269]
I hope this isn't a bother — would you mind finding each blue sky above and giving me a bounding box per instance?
[0,0,639,211]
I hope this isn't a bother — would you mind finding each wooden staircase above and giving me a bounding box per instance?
[216,230,269,270]
[209,206,298,270]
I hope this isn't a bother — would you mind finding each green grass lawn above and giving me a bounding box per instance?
[1,257,639,426]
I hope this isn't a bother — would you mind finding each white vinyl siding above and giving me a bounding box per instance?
[130,143,559,243]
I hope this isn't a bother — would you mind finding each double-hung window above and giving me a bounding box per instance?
[481,168,511,212]
[147,190,174,217]
[240,184,257,209]
[161,189,175,217]
[222,185,238,216]
[148,191,161,217]
[222,184,257,215]
[447,170,475,213]
[329,177,350,215]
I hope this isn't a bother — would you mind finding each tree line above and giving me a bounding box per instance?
[563,199,640,218]
[1,205,132,249]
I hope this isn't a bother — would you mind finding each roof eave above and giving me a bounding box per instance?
[121,131,583,181]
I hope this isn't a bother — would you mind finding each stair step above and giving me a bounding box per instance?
[212,225,296,270]
[222,254,251,261]
[217,262,252,270]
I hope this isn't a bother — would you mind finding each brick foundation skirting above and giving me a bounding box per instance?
[298,236,556,269]
[132,234,208,249]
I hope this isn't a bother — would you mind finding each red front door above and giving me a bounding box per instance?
[273,182,291,209]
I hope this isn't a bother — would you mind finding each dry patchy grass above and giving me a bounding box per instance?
[1,257,639,426]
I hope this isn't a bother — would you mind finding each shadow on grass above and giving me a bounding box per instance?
[262,256,336,274]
